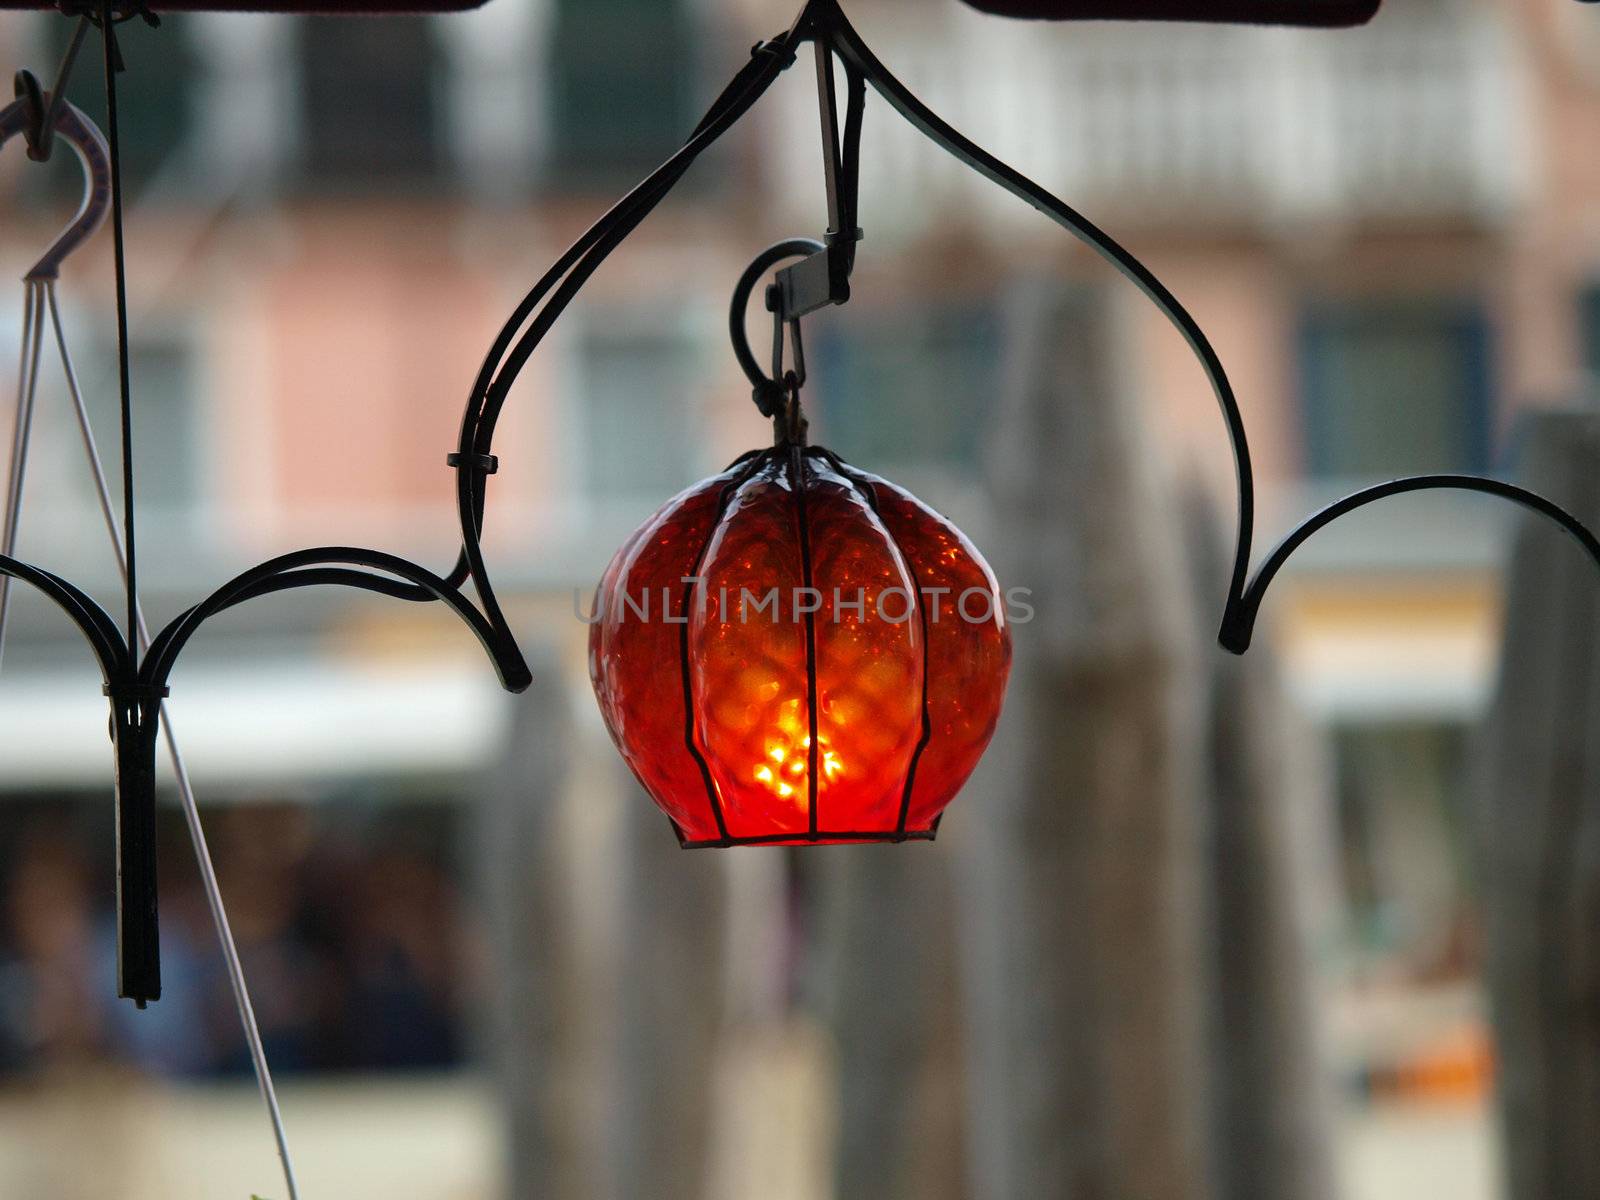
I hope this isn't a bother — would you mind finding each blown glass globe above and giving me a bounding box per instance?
[589,444,1011,846]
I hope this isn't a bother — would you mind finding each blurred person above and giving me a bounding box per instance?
[0,828,108,1074]
[332,841,465,1071]
[207,804,323,1075]
[0,824,168,1200]
[99,817,225,1078]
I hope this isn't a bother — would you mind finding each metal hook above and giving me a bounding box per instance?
[729,238,825,416]
[768,286,806,391]
[0,93,111,282]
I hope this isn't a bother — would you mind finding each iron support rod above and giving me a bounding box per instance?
[43,283,302,1200]
[99,0,140,671]
[0,282,44,674]
[814,38,844,237]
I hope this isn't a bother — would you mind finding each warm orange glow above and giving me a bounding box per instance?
[751,723,845,804]
[589,447,1011,846]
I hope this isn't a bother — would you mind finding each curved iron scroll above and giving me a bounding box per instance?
[139,548,528,694]
[0,550,122,680]
[1223,476,1600,652]
[300,0,1600,692]
[110,0,810,706]
[804,0,1600,651]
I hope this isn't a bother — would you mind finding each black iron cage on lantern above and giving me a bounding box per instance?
[1,0,1598,1011]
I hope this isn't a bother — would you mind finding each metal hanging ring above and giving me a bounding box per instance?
[729,237,824,416]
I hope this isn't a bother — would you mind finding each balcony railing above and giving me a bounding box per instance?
[772,7,1523,236]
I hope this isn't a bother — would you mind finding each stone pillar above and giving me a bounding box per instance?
[961,280,1210,1200]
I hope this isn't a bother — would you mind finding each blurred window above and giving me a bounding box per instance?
[1331,721,1471,967]
[1582,283,1600,378]
[1299,297,1492,479]
[545,0,696,189]
[574,323,701,499]
[32,330,200,515]
[297,16,442,189]
[121,335,200,511]
[46,15,198,191]
[811,301,1000,476]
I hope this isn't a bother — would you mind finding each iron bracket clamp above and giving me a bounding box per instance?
[104,680,169,1006]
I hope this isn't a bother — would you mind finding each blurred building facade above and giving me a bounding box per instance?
[0,0,1597,1194]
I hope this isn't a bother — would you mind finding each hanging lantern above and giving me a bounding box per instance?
[590,436,1011,846]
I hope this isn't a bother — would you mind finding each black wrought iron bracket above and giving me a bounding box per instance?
[5,0,1600,1006]
[0,9,533,1004]
[771,39,864,322]
[713,0,1600,664]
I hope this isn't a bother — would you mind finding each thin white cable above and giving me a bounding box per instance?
[43,282,302,1200]
[0,281,47,673]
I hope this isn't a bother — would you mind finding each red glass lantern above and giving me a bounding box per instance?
[589,444,1011,846]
